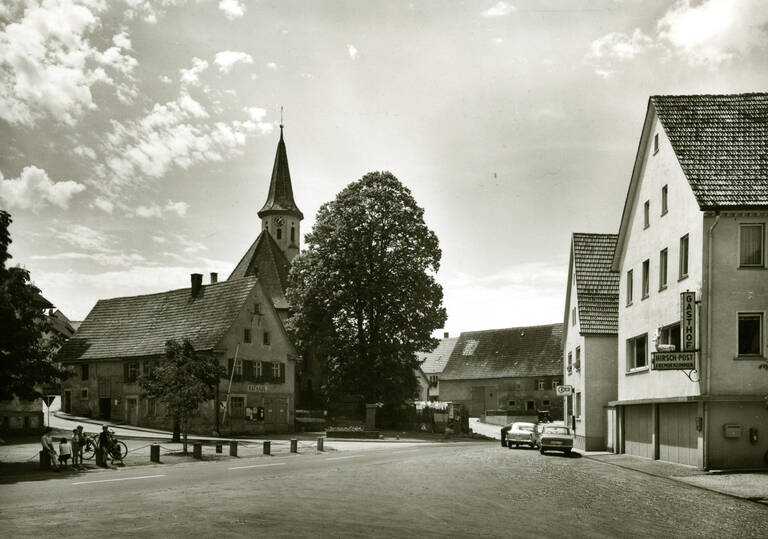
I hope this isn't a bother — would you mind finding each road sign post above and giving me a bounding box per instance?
[556,385,573,425]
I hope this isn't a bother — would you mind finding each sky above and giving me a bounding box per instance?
[1,0,767,337]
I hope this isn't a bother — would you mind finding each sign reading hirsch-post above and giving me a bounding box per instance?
[555,385,573,396]
[681,291,696,352]
[652,351,696,370]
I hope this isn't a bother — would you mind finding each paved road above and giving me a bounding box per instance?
[1,442,766,538]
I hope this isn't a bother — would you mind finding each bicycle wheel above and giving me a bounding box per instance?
[82,439,96,460]
[113,441,128,461]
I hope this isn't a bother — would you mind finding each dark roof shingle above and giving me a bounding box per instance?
[440,324,563,381]
[572,233,619,335]
[57,277,258,362]
[258,128,303,219]
[228,231,290,309]
[651,93,768,209]
[417,337,459,374]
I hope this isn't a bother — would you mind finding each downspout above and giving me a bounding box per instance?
[705,212,720,396]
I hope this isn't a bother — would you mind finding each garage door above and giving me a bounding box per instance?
[624,405,653,459]
[659,403,697,466]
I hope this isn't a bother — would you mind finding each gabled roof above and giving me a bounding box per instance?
[258,127,303,219]
[228,231,290,309]
[651,93,768,210]
[57,277,259,362]
[417,337,459,375]
[566,233,619,335]
[440,324,563,381]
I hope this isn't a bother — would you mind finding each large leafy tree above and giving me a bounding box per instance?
[139,339,225,448]
[0,211,66,401]
[286,171,446,408]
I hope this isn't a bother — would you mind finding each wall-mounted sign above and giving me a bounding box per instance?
[555,385,573,396]
[680,292,696,352]
[652,351,695,370]
[247,384,267,392]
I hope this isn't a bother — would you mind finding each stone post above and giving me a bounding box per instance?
[365,403,378,430]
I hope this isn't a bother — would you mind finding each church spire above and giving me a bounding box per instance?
[257,123,303,220]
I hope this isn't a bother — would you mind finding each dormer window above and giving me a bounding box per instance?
[653,133,659,154]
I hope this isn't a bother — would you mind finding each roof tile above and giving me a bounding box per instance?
[572,233,619,335]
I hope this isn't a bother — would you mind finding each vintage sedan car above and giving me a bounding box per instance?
[506,422,536,448]
[538,425,574,455]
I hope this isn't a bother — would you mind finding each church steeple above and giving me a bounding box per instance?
[258,124,303,261]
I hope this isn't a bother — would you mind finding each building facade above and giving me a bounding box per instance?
[563,233,619,451]
[439,324,563,418]
[610,94,768,469]
[416,332,458,401]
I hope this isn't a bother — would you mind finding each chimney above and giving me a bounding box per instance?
[210,272,218,284]
[191,273,203,298]
[443,332,449,339]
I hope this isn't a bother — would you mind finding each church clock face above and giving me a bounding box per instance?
[275,217,284,226]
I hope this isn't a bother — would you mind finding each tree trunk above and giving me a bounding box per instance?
[182,416,188,454]
[172,416,181,443]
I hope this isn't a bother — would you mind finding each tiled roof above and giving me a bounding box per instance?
[572,233,619,335]
[258,127,303,219]
[651,93,768,209]
[417,337,459,374]
[57,277,258,362]
[440,324,563,381]
[228,231,290,309]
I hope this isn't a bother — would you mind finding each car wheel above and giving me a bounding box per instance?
[564,449,571,456]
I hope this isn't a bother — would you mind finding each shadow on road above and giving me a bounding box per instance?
[0,462,120,485]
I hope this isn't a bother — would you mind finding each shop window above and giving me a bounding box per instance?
[739,224,764,267]
[738,313,763,356]
[627,334,648,370]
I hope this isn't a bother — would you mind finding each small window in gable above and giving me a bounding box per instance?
[653,133,659,154]
[571,306,577,326]
[661,185,668,215]
[263,331,271,346]
[644,200,650,229]
[243,328,252,343]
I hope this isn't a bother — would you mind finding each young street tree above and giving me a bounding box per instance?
[139,339,225,450]
[286,171,447,409]
[0,211,66,401]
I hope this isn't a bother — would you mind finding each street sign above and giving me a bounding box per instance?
[42,395,57,407]
[555,385,573,396]
[652,351,696,370]
[681,292,696,351]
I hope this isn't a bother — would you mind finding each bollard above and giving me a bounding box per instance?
[290,439,297,453]
[95,448,106,467]
[193,442,202,459]
[229,440,238,457]
[317,437,324,452]
[39,450,51,471]
[263,441,271,455]
[215,443,222,454]
[150,444,160,463]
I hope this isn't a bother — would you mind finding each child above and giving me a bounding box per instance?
[58,437,72,469]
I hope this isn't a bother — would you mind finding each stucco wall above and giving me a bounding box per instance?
[440,376,562,418]
[582,335,618,450]
[707,401,768,470]
[564,256,585,439]
[617,112,704,401]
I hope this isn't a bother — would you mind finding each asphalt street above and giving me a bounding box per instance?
[1,441,767,538]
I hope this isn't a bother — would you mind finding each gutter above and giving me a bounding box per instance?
[705,212,720,396]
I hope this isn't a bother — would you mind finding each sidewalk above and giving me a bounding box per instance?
[472,417,768,504]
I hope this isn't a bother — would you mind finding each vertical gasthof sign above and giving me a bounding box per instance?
[681,291,696,351]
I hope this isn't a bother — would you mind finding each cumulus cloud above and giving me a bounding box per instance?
[266,62,277,70]
[135,204,162,218]
[218,0,245,20]
[92,196,114,213]
[179,57,209,87]
[164,200,189,216]
[58,224,111,250]
[123,0,189,24]
[73,145,97,159]
[585,28,654,78]
[159,74,173,84]
[31,251,146,266]
[133,201,193,219]
[481,1,515,17]
[214,51,254,74]
[0,0,138,126]
[347,44,359,60]
[0,166,85,211]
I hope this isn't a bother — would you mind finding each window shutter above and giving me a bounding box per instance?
[265,361,273,382]
[243,360,253,381]
[124,362,129,382]
[280,363,285,384]
[228,359,234,378]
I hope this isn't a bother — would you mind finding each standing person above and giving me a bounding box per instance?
[58,438,72,469]
[71,427,83,468]
[40,427,58,470]
[98,425,112,466]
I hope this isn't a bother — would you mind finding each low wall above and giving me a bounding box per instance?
[482,412,539,426]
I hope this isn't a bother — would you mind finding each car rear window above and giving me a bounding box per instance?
[543,427,570,435]
[519,426,533,432]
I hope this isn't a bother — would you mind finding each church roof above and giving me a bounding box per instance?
[228,231,291,309]
[57,277,259,362]
[258,127,303,219]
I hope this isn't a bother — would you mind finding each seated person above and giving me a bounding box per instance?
[58,438,72,468]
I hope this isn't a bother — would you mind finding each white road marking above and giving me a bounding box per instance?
[398,450,419,454]
[325,455,361,461]
[228,462,286,470]
[72,474,165,485]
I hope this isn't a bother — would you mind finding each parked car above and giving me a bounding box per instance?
[506,422,536,448]
[537,424,574,455]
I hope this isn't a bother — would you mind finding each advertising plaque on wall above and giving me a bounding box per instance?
[652,351,696,370]
[680,291,696,351]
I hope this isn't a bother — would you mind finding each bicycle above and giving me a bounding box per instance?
[82,431,128,462]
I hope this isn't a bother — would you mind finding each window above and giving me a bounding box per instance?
[661,185,668,215]
[263,331,271,346]
[552,379,560,389]
[659,323,681,352]
[542,400,551,408]
[508,400,516,408]
[575,392,582,418]
[659,248,668,290]
[81,364,89,381]
[642,259,650,298]
[230,396,245,418]
[679,234,689,279]
[575,347,581,371]
[644,200,650,229]
[571,306,577,326]
[256,361,263,381]
[626,269,634,305]
[526,400,535,411]
[243,328,252,343]
[290,227,295,243]
[80,388,88,399]
[653,133,659,154]
[567,351,572,374]
[740,224,765,267]
[254,303,261,315]
[229,359,243,381]
[537,379,545,391]
[738,313,763,356]
[146,398,156,416]
[271,362,285,383]
[143,360,157,378]
[627,334,648,370]
[124,362,139,383]
[276,228,282,240]
[428,375,438,387]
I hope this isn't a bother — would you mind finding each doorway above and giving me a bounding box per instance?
[63,390,72,414]
[98,398,111,419]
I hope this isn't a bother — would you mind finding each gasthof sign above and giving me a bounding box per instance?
[680,292,696,352]
[652,351,696,370]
